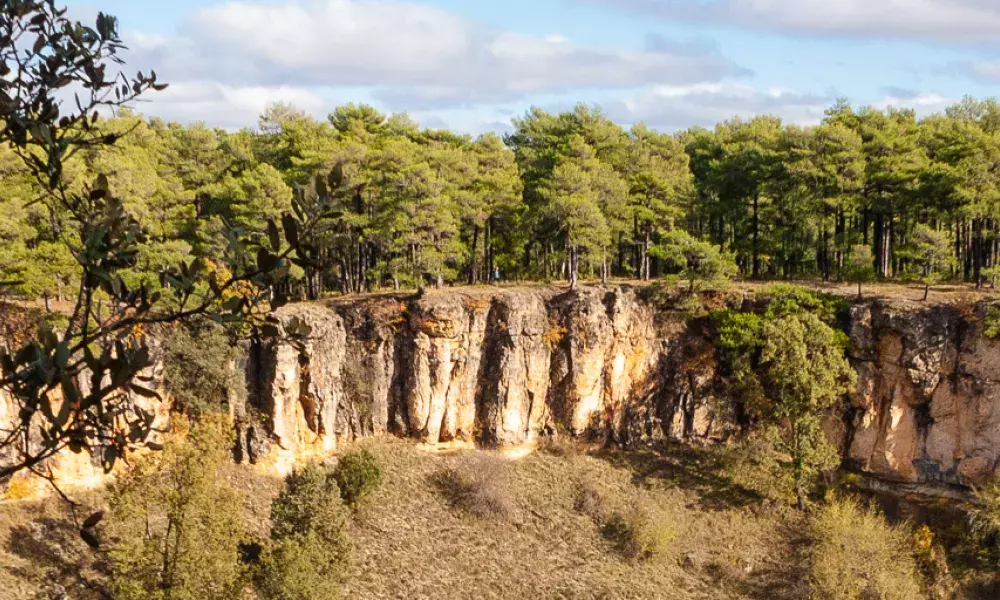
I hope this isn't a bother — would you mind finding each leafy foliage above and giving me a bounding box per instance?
[712,289,854,508]
[984,305,1000,340]
[0,2,325,481]
[810,497,923,600]
[256,462,353,600]
[105,414,246,600]
[332,449,383,508]
[900,224,955,299]
[758,313,855,508]
[653,229,738,292]
[969,477,1000,566]
[845,244,876,299]
[161,320,246,417]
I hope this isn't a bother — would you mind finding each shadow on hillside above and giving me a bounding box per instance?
[725,519,811,600]
[5,516,105,597]
[593,441,765,512]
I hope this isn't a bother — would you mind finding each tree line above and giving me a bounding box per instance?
[4,96,1000,303]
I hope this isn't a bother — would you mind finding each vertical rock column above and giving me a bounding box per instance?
[251,305,346,465]
[475,292,552,446]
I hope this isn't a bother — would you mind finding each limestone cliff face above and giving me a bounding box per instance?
[247,287,671,457]
[7,286,1000,494]
[248,289,1000,490]
[845,302,1000,487]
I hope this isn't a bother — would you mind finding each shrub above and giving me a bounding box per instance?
[256,462,353,600]
[434,454,513,519]
[574,482,606,522]
[256,531,345,600]
[601,500,676,562]
[720,437,796,503]
[912,525,955,599]
[984,306,1000,340]
[969,477,1000,564]
[106,414,247,600]
[162,319,246,417]
[810,497,922,600]
[332,449,383,508]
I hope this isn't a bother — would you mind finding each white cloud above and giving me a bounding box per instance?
[956,60,1000,83]
[602,84,958,131]
[135,82,326,129]
[609,83,832,130]
[583,0,1000,44]
[871,91,955,115]
[121,0,745,114]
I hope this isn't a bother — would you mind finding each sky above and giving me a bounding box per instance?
[63,0,1000,134]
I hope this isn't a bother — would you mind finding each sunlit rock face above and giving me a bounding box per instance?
[845,302,1000,487]
[249,287,673,456]
[251,290,1000,488]
[7,286,1000,494]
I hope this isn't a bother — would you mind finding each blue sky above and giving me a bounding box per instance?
[65,0,1000,133]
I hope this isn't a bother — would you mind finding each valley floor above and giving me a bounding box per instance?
[1,439,998,599]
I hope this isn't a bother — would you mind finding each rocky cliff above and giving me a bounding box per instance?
[245,287,670,460]
[245,287,1000,490]
[845,301,1000,487]
[6,286,1000,493]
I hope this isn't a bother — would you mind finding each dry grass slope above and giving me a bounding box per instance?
[343,439,809,600]
[3,438,999,599]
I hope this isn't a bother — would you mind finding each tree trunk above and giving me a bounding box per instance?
[643,228,652,281]
[835,206,846,279]
[468,224,480,285]
[752,192,760,279]
[601,246,608,285]
[485,217,494,284]
[974,217,984,289]
[873,212,885,278]
[569,245,579,291]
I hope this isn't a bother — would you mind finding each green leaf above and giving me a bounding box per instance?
[282,214,300,248]
[267,219,281,252]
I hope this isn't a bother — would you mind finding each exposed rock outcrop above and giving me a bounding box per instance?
[6,286,1000,495]
[845,301,1000,487]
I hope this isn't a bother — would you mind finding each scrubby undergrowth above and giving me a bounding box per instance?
[2,439,1000,600]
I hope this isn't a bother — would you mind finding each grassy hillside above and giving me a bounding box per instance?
[2,438,999,599]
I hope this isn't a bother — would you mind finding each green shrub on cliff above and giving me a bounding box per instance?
[758,313,855,509]
[969,477,1000,565]
[810,497,922,600]
[162,319,246,417]
[713,294,854,509]
[983,306,1000,340]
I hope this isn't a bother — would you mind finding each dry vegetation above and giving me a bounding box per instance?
[2,438,1000,599]
[344,438,810,600]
